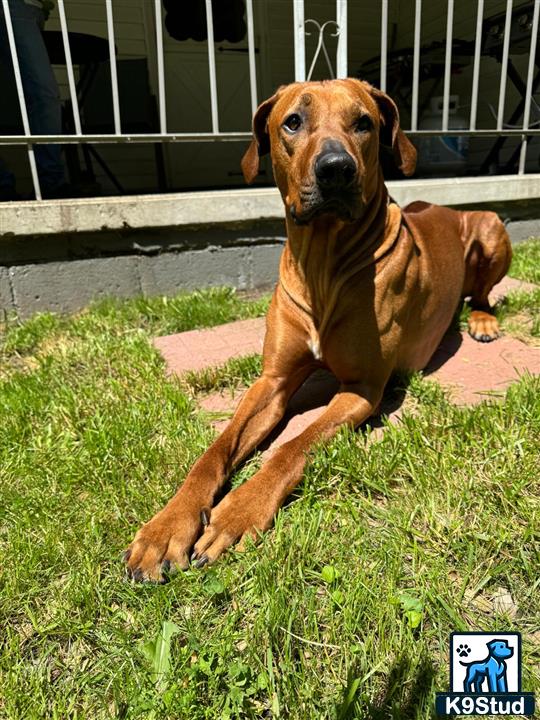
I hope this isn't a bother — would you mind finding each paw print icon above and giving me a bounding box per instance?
[456,643,471,658]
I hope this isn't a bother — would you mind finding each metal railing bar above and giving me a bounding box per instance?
[105,0,121,134]
[2,128,540,147]
[57,0,81,135]
[205,0,219,133]
[0,133,251,146]
[469,0,484,130]
[442,0,454,131]
[1,0,42,198]
[154,0,167,134]
[380,0,388,91]
[246,0,258,115]
[294,0,306,81]
[497,0,513,131]
[518,0,540,174]
[411,0,422,131]
[336,0,348,79]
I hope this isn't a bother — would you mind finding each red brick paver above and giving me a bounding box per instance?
[426,332,540,404]
[154,317,265,374]
[155,276,539,453]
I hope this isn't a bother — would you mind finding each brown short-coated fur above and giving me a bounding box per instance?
[125,79,511,582]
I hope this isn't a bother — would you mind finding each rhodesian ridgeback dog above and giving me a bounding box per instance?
[125,79,511,582]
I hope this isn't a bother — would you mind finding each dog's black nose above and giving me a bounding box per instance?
[315,151,356,190]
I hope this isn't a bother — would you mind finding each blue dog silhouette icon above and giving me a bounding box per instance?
[460,639,514,693]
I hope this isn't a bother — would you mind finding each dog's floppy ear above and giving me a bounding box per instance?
[369,85,417,177]
[241,91,281,184]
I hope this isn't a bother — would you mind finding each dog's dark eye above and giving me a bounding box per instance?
[283,113,302,133]
[355,115,372,133]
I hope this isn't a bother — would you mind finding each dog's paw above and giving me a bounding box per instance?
[457,643,471,658]
[124,504,207,583]
[190,485,273,567]
[468,310,500,343]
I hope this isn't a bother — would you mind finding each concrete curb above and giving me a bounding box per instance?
[2,175,540,238]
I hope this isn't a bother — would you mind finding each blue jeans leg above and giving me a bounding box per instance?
[0,0,66,191]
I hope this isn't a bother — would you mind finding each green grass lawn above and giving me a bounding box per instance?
[1,240,539,719]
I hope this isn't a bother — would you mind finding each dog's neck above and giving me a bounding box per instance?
[280,177,402,339]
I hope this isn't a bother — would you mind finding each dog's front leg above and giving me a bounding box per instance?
[125,292,315,582]
[125,368,311,582]
[191,383,382,565]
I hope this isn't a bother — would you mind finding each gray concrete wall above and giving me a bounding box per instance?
[1,183,540,318]
[6,246,285,318]
[1,221,286,317]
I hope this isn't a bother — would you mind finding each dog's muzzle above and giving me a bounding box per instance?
[289,141,360,224]
[314,149,356,191]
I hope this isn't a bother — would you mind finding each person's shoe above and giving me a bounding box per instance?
[0,186,21,201]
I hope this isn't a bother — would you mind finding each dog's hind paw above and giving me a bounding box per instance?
[468,310,500,343]
[457,643,471,658]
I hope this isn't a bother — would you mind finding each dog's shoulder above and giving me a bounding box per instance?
[401,200,462,225]
[399,201,463,255]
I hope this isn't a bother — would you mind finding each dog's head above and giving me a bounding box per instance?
[241,79,416,225]
[487,640,514,660]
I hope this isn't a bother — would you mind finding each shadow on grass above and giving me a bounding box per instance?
[336,653,437,720]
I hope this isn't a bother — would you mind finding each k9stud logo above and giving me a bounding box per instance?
[435,632,535,716]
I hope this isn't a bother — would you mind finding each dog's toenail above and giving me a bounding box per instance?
[133,568,144,582]
[190,551,198,562]
[123,548,132,562]
[195,554,209,568]
[201,508,210,526]
[158,571,170,585]
[162,559,171,573]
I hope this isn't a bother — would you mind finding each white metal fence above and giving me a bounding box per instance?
[1,0,539,199]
